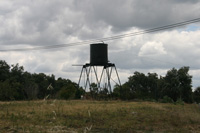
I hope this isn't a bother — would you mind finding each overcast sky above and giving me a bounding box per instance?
[0,0,200,89]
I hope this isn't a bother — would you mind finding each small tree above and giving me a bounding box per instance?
[193,87,200,103]
[0,60,10,81]
[113,84,121,99]
[162,67,193,102]
[178,67,193,103]
[57,84,76,100]
[162,68,180,101]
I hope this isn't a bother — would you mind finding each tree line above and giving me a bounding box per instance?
[0,60,200,103]
[0,60,84,101]
[89,66,200,103]
[113,67,199,103]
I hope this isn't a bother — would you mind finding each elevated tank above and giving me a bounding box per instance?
[90,43,108,66]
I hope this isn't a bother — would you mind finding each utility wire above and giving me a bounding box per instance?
[0,17,200,52]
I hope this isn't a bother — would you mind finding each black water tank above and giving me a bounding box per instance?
[90,43,108,66]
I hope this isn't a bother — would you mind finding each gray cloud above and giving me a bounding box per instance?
[1,0,199,45]
[73,0,200,32]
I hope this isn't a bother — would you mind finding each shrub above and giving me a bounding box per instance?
[175,98,184,105]
[161,96,174,103]
[56,84,76,100]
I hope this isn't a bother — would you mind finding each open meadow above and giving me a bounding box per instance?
[0,100,200,132]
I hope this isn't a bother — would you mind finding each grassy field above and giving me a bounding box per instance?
[0,100,200,132]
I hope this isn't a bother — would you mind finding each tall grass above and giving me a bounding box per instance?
[0,100,200,132]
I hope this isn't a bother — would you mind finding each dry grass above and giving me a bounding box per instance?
[0,100,200,132]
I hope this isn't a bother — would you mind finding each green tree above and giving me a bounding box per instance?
[162,67,192,102]
[147,73,158,100]
[22,72,38,99]
[127,71,148,99]
[113,84,121,98]
[162,68,180,101]
[55,78,73,92]
[193,87,200,103]
[0,80,13,100]
[55,78,82,100]
[122,72,158,100]
[57,84,76,100]
[75,87,85,99]
[177,67,193,102]
[0,80,25,100]
[119,82,134,100]
[10,63,24,83]
[0,60,10,81]
[90,83,98,98]
[32,73,50,99]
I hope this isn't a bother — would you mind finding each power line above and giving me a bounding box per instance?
[0,17,200,52]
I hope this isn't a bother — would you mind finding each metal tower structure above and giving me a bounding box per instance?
[78,43,121,93]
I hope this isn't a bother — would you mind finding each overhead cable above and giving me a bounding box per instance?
[0,17,200,52]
